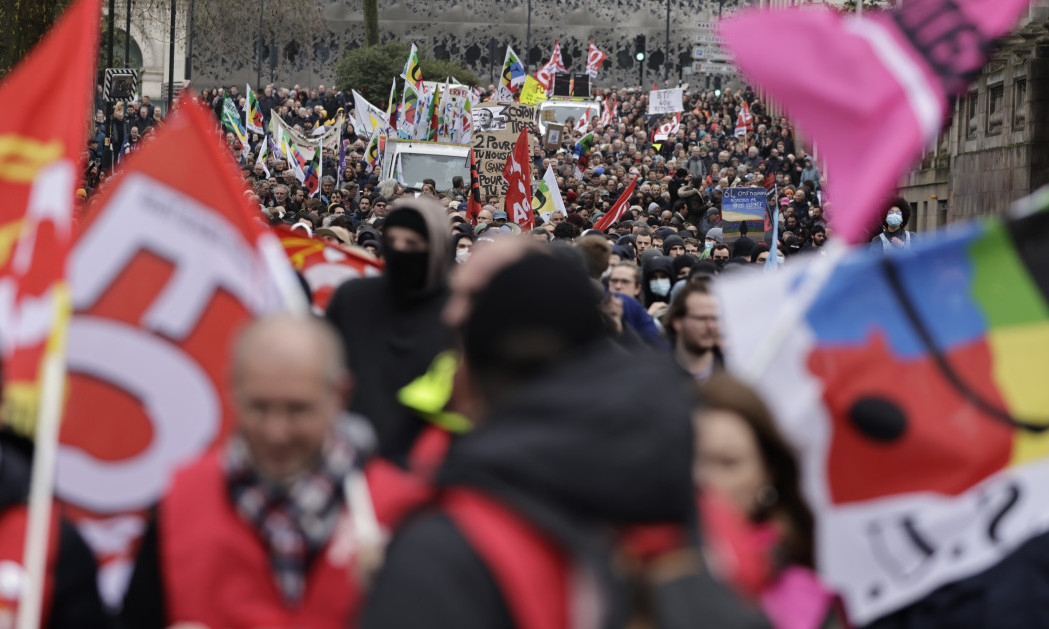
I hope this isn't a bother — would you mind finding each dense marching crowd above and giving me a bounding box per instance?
[15,77,923,629]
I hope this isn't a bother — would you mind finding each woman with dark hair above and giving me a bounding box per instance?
[871,196,916,252]
[695,374,845,629]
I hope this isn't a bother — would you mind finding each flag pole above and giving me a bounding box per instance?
[15,307,71,629]
[738,239,848,380]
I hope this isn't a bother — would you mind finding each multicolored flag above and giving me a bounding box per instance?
[400,83,420,140]
[364,126,382,173]
[592,176,639,231]
[586,41,607,78]
[467,147,483,225]
[534,40,568,90]
[221,97,250,158]
[0,0,100,442]
[401,43,424,92]
[59,97,304,608]
[502,129,533,230]
[531,166,567,220]
[497,45,527,101]
[719,0,1036,243]
[716,197,1049,626]
[573,131,595,159]
[303,144,322,197]
[425,85,440,142]
[244,83,264,134]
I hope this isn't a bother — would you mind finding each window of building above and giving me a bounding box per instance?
[1014,79,1027,131]
[987,84,1004,136]
[966,91,979,140]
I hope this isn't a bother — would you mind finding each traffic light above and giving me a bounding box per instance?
[713,75,722,97]
[635,35,646,62]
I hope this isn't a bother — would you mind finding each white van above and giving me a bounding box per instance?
[537,98,601,136]
[380,139,471,192]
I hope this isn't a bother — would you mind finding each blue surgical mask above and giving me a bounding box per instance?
[887,213,903,227]
[704,240,714,250]
[649,278,671,297]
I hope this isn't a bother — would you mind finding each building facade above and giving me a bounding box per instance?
[899,6,1049,230]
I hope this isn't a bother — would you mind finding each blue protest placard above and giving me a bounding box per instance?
[721,187,768,221]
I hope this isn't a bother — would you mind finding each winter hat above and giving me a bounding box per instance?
[384,207,429,241]
[705,227,723,243]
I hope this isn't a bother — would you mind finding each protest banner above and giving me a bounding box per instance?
[56,99,304,606]
[720,187,770,242]
[647,87,684,115]
[471,101,536,204]
[520,75,548,105]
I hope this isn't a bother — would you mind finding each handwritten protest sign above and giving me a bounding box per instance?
[471,101,536,204]
[647,88,684,115]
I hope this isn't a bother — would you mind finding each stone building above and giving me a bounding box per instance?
[899,5,1049,231]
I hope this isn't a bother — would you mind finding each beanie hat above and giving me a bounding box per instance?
[705,227,723,243]
[463,252,604,379]
[384,207,429,241]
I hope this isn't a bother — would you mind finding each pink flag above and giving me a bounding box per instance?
[719,0,1036,243]
[593,176,639,232]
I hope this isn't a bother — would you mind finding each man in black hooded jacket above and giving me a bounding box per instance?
[326,197,456,465]
[361,246,769,629]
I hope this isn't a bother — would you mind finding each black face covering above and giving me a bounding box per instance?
[713,258,727,269]
[384,250,429,300]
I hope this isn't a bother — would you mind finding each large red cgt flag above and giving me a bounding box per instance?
[0,0,101,435]
[502,129,533,230]
[593,176,639,232]
[56,97,305,605]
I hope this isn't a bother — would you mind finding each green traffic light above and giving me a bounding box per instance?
[714,88,722,97]
[635,52,645,61]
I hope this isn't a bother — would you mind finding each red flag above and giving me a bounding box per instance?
[57,97,304,603]
[593,176,639,232]
[534,40,568,90]
[467,147,483,225]
[654,113,682,141]
[586,41,607,78]
[719,0,1036,242]
[0,0,101,434]
[276,224,383,311]
[502,130,533,231]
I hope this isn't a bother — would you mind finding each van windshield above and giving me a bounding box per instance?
[397,152,469,191]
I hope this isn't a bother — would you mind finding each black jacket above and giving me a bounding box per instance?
[362,341,730,629]
[0,434,109,629]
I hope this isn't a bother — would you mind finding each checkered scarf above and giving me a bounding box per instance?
[225,426,355,606]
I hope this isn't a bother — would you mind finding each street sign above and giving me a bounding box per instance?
[695,21,716,30]
[693,33,726,45]
[692,47,732,61]
[103,68,138,101]
[692,62,734,75]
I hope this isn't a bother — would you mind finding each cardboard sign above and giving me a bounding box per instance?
[647,87,685,115]
[471,101,536,204]
[544,123,565,151]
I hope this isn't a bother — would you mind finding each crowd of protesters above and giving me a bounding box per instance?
[22,75,930,629]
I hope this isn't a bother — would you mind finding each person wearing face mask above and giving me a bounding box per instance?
[711,243,731,269]
[452,232,475,264]
[871,196,915,252]
[701,227,723,259]
[326,197,456,465]
[641,255,675,319]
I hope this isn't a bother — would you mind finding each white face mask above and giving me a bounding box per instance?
[455,248,471,263]
[649,278,671,297]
